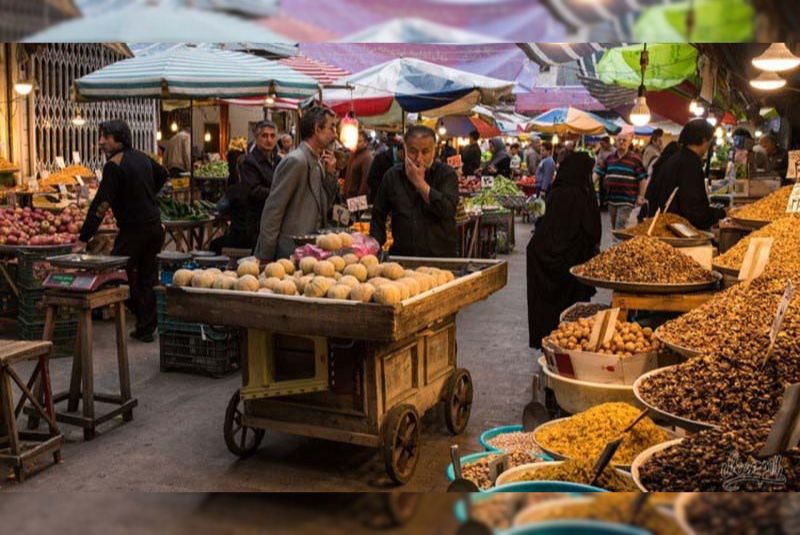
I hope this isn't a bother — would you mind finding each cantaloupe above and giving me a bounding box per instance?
[304,276,335,297]
[332,272,342,281]
[205,268,223,276]
[349,283,375,303]
[373,283,402,305]
[416,267,433,275]
[360,254,379,268]
[295,275,314,293]
[328,255,346,272]
[172,269,194,287]
[263,262,286,279]
[314,260,336,277]
[411,273,433,292]
[338,233,353,248]
[223,270,238,279]
[316,233,342,251]
[403,269,416,278]
[366,264,382,279]
[299,256,318,275]
[277,258,295,275]
[235,274,260,292]
[257,288,274,294]
[192,270,215,288]
[326,284,351,300]
[368,277,391,287]
[396,277,421,297]
[338,275,360,288]
[212,275,237,290]
[237,260,260,277]
[442,270,455,283]
[260,276,282,291]
[343,263,368,282]
[381,262,405,280]
[342,253,359,266]
[275,279,298,296]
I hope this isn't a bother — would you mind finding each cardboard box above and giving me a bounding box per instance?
[542,339,658,386]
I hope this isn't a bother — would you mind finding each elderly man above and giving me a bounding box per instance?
[163,125,191,177]
[278,133,294,158]
[239,120,280,248]
[593,133,647,230]
[759,133,789,181]
[370,125,459,257]
[254,108,339,261]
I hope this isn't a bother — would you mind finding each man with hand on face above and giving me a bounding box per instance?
[239,120,280,248]
[254,107,339,261]
[370,125,459,258]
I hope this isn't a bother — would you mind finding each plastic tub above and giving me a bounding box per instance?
[495,461,633,491]
[500,520,650,535]
[453,493,576,525]
[488,481,606,493]
[480,425,524,452]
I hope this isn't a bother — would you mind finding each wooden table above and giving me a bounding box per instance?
[611,291,718,318]
[456,215,480,258]
[166,257,507,484]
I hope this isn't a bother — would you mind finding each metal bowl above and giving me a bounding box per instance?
[654,328,703,358]
[612,229,715,248]
[569,266,723,294]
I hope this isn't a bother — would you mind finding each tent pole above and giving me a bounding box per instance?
[401,110,406,134]
[190,98,195,200]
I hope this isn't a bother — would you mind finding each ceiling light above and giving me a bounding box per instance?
[71,109,86,127]
[750,71,787,91]
[438,125,447,137]
[752,43,800,72]
[156,131,162,141]
[629,93,651,127]
[14,80,34,96]
[339,112,359,151]
[204,131,211,143]
[551,134,559,145]
[171,121,179,132]
[755,129,763,138]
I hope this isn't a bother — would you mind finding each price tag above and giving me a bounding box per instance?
[28,178,39,192]
[75,176,85,187]
[678,246,714,270]
[481,176,494,189]
[72,151,81,165]
[332,204,350,226]
[58,184,68,196]
[346,195,368,212]
[55,156,66,169]
[587,308,620,352]
[487,453,509,485]
[447,154,463,168]
[763,280,795,365]
[786,183,800,213]
[739,237,773,282]
[95,169,103,182]
[787,150,800,180]
[758,383,800,457]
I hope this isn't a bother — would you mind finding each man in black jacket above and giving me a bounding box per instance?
[367,135,404,205]
[239,120,280,248]
[460,130,482,176]
[647,118,726,230]
[74,120,168,342]
[370,125,459,257]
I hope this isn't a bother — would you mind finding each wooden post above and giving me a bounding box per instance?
[219,102,229,160]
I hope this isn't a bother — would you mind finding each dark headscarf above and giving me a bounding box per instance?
[526,151,601,348]
[644,141,680,217]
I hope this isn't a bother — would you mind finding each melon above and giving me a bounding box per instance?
[205,268,222,276]
[342,253,359,266]
[172,269,194,287]
[314,260,336,277]
[316,233,342,251]
[277,258,295,275]
[304,276,335,297]
[275,279,298,296]
[295,275,314,293]
[396,277,421,297]
[349,283,375,303]
[299,256,318,275]
[338,275,360,288]
[343,263,368,282]
[237,260,260,277]
[257,288,274,294]
[368,277,391,287]
[223,270,238,279]
[360,254,379,268]
[373,283,402,305]
[366,264,382,279]
[328,255,346,272]
[381,262,405,280]
[263,262,286,279]
[260,277,282,291]
[191,270,215,288]
[326,284,351,300]
[338,233,353,248]
[235,274,260,292]
[212,276,237,290]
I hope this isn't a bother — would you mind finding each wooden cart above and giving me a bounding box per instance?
[166,257,507,483]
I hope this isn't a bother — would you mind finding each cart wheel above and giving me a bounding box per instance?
[224,390,265,458]
[384,493,422,526]
[381,404,421,485]
[443,368,473,435]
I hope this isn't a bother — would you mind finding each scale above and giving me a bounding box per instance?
[42,254,130,292]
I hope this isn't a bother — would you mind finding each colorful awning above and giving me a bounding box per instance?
[526,107,622,135]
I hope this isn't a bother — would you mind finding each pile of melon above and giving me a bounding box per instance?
[171,255,456,305]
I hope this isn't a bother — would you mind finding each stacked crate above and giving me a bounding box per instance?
[16,246,77,358]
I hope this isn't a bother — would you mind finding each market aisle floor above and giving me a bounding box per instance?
[1,218,613,493]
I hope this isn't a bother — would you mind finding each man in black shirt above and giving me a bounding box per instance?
[460,130,482,176]
[74,120,168,342]
[239,120,280,248]
[647,118,726,230]
[370,125,459,257]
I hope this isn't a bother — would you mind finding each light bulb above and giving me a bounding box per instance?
[72,112,86,127]
[265,95,275,106]
[693,104,705,117]
[156,131,162,141]
[552,134,559,145]
[689,100,697,114]
[204,132,211,143]
[339,113,359,151]
[707,116,718,127]
[750,71,787,91]
[171,121,178,132]
[752,43,800,72]
[438,126,447,137]
[14,81,34,96]
[755,129,763,138]
[629,95,651,127]
[715,127,724,138]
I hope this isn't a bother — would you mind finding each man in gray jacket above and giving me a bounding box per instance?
[254,107,339,260]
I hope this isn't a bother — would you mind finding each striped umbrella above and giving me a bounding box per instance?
[74,45,320,101]
[526,107,621,135]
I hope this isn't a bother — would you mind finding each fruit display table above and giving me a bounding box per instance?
[166,257,507,484]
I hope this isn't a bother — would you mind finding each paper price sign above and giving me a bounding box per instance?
[447,154,462,168]
[95,169,103,182]
[346,195,368,212]
[787,183,800,213]
[58,184,68,196]
[72,151,81,165]
[787,150,800,180]
[55,156,66,169]
[481,176,494,189]
[332,204,350,226]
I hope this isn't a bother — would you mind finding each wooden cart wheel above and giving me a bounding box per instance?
[444,368,473,435]
[381,404,421,485]
[384,493,422,526]
[224,390,265,458]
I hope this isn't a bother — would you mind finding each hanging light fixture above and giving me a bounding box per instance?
[750,71,787,91]
[204,131,211,143]
[752,43,800,72]
[438,124,447,137]
[339,112,359,151]
[156,131,162,141]
[170,121,179,132]
[755,129,764,138]
[689,99,705,117]
[265,85,276,106]
[14,80,34,96]
[706,115,718,127]
[71,108,86,127]
[551,134,559,145]
[629,44,651,127]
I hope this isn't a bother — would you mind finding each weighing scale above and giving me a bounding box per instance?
[42,254,129,292]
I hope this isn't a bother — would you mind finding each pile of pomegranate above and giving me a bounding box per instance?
[0,204,116,247]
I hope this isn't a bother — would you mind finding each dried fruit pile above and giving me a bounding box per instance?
[507,458,637,491]
[733,185,793,222]
[624,212,700,238]
[461,451,542,490]
[574,236,715,284]
[638,424,800,491]
[486,431,542,453]
[714,216,800,272]
[546,316,658,356]
[534,403,670,466]
[469,494,568,532]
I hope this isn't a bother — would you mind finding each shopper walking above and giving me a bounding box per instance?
[239,120,281,248]
[163,125,191,177]
[642,128,664,170]
[526,151,601,348]
[593,133,647,230]
[485,137,511,177]
[535,142,555,198]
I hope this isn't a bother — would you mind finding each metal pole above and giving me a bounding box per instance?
[190,99,195,198]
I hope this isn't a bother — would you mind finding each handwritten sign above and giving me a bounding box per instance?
[447,154,463,168]
[481,176,495,189]
[786,183,800,213]
[763,281,795,365]
[787,150,800,180]
[332,204,350,226]
[739,237,773,282]
[72,151,81,165]
[346,195,368,212]
[55,156,66,169]
[678,246,714,270]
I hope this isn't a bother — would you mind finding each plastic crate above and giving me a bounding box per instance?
[156,291,212,335]
[17,317,77,359]
[0,289,18,318]
[16,245,72,290]
[17,288,72,324]
[159,328,240,377]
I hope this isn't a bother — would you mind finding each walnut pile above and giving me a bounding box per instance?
[574,236,715,284]
[734,185,793,222]
[715,216,800,272]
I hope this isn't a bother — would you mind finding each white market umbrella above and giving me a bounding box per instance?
[340,17,495,44]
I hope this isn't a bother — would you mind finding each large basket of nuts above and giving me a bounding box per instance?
[653,328,702,358]
[570,266,722,294]
[632,367,720,433]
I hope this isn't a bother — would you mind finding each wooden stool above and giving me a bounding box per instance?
[0,340,63,482]
[30,286,137,441]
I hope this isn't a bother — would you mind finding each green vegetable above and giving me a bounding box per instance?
[194,160,228,179]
